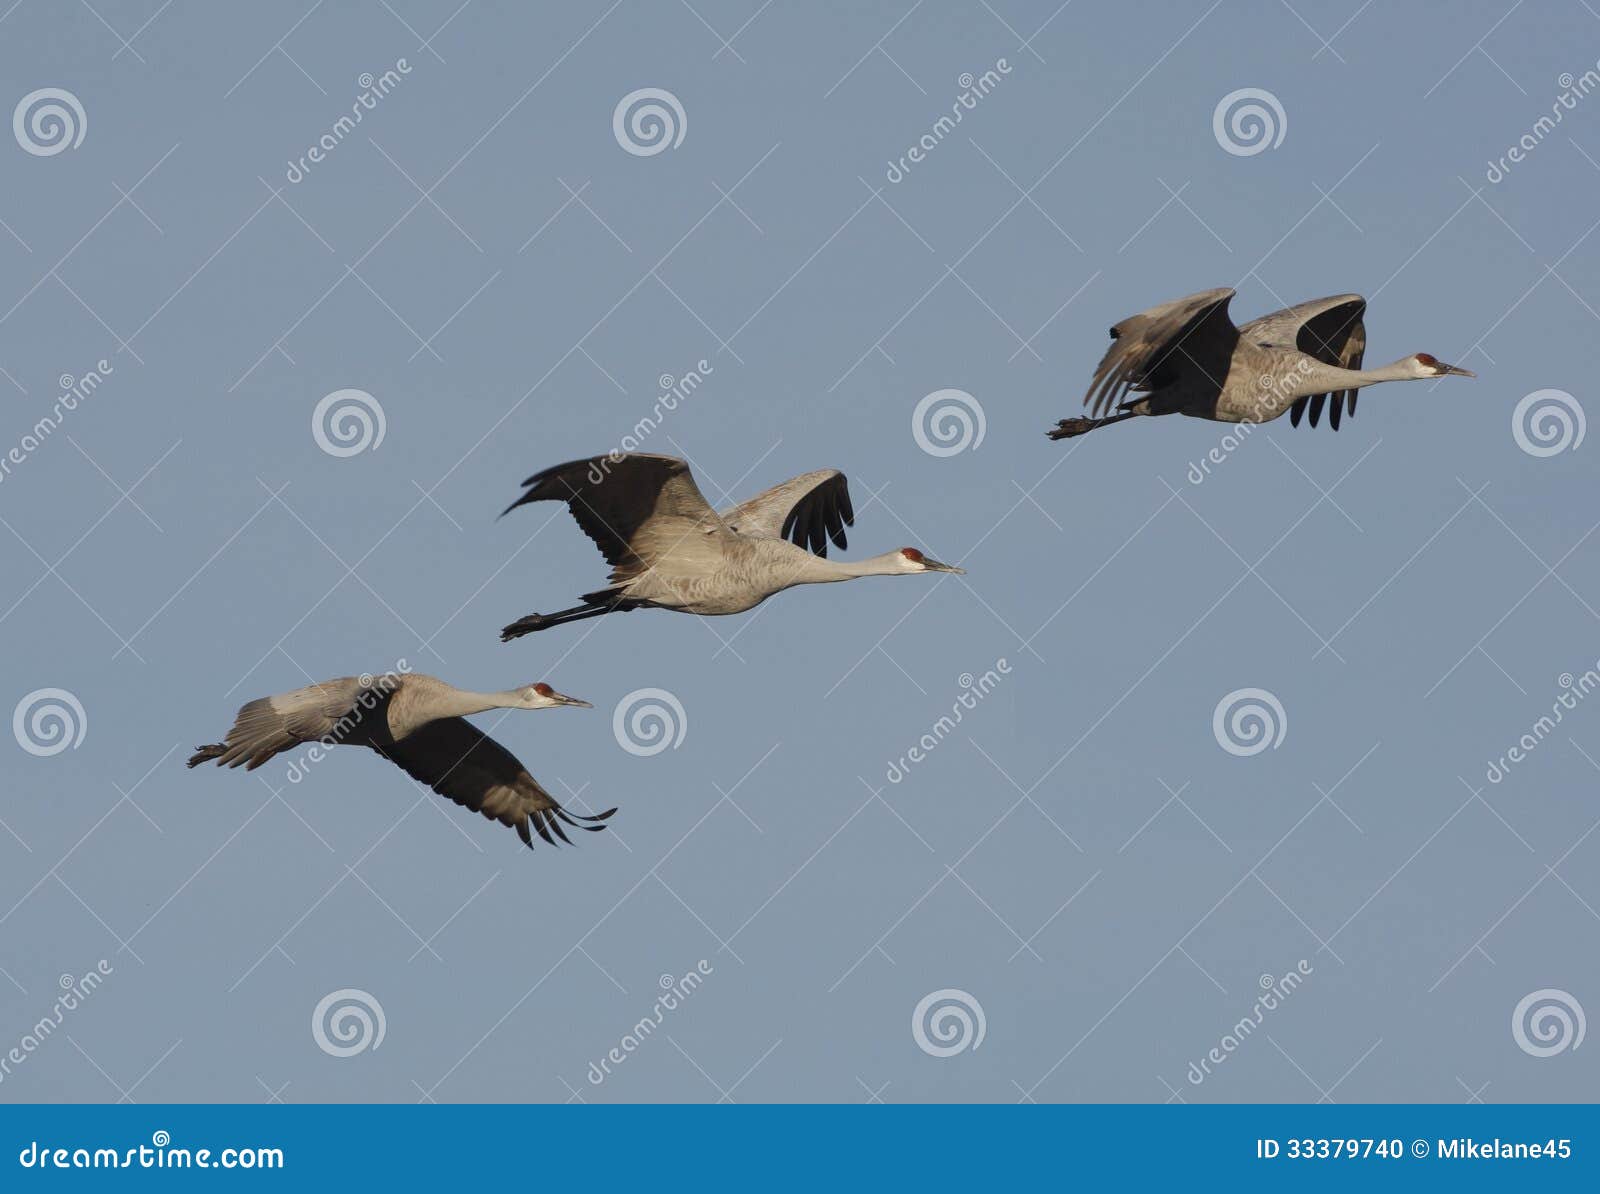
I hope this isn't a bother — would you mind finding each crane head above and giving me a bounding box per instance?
[898,547,965,574]
[520,682,593,709]
[1411,352,1475,379]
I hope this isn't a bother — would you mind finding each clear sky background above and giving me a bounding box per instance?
[1,0,1597,1103]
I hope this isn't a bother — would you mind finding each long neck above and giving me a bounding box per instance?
[1293,356,1418,397]
[790,551,908,585]
[432,686,523,718]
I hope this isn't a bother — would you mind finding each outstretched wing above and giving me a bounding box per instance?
[719,470,854,557]
[1084,287,1239,417]
[377,717,615,851]
[191,676,370,771]
[1242,294,1366,431]
[501,453,725,578]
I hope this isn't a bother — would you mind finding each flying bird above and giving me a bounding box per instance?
[498,453,964,638]
[187,673,613,851]
[1047,288,1474,440]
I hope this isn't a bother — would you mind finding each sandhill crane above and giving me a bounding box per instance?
[497,453,963,638]
[187,672,613,851]
[1046,288,1474,440]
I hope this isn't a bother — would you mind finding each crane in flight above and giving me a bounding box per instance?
[1047,288,1473,440]
[498,453,963,638]
[187,672,613,852]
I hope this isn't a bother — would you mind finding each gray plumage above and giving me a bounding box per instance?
[186,673,611,851]
[499,454,962,638]
[1048,287,1473,440]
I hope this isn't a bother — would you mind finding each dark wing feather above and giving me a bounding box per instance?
[1083,288,1240,417]
[1242,296,1366,433]
[501,453,720,576]
[719,470,854,559]
[377,717,614,851]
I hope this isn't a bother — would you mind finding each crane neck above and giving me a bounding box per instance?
[441,688,526,717]
[386,679,526,741]
[792,551,909,584]
[1293,356,1419,397]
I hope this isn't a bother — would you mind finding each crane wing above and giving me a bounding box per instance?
[1241,294,1366,431]
[501,453,726,576]
[376,717,615,851]
[719,470,854,557]
[1083,287,1239,417]
[187,676,375,771]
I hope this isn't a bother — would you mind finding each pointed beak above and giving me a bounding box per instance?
[1439,362,1475,378]
[924,557,966,575]
[550,691,592,709]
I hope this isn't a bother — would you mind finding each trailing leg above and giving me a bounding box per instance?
[1045,411,1138,441]
[500,592,641,641]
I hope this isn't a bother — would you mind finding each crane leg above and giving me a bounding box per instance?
[187,743,226,768]
[500,596,638,641]
[1045,411,1137,440]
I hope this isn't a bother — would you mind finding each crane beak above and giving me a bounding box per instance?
[1438,361,1475,378]
[549,691,593,709]
[923,557,966,574]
